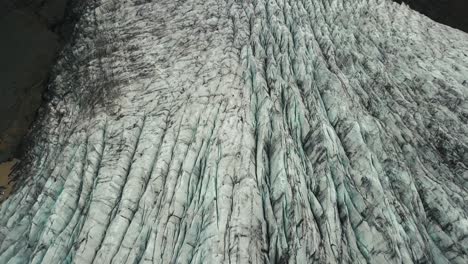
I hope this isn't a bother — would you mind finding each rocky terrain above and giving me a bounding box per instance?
[397,0,468,32]
[0,0,72,163]
[0,0,467,263]
[0,0,77,203]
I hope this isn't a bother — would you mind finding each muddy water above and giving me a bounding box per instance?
[0,159,18,202]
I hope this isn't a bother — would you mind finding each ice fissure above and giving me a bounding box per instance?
[1,0,467,263]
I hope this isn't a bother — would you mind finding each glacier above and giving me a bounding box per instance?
[0,0,467,263]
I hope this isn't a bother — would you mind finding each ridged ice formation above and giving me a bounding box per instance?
[1,0,467,263]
